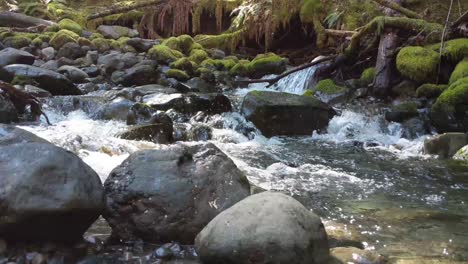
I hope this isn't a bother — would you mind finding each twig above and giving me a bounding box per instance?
[235,56,337,87]
[437,0,454,84]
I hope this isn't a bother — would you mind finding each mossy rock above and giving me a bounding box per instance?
[314,79,347,95]
[110,37,132,51]
[194,31,243,52]
[58,18,83,36]
[188,49,209,64]
[430,38,468,63]
[360,67,376,86]
[4,36,31,49]
[31,37,43,47]
[245,53,286,78]
[11,75,39,86]
[91,38,110,52]
[162,35,194,55]
[170,57,194,73]
[90,33,104,40]
[49,29,79,49]
[229,60,250,76]
[166,69,190,81]
[78,37,92,47]
[396,46,439,83]
[148,44,184,64]
[449,58,468,84]
[416,83,448,98]
[302,90,314,97]
[46,24,60,32]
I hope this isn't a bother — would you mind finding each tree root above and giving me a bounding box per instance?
[0,81,51,125]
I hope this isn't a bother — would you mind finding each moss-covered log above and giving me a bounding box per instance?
[373,0,422,19]
[346,16,443,57]
[87,0,164,20]
[0,11,56,28]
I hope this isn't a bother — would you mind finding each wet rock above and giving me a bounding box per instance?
[149,93,232,115]
[94,97,134,121]
[47,96,105,116]
[187,124,212,141]
[329,247,385,264]
[40,60,59,71]
[41,47,55,61]
[453,144,468,161]
[186,77,218,93]
[127,38,158,52]
[3,64,81,95]
[0,143,104,242]
[154,247,173,259]
[97,25,138,40]
[118,65,159,86]
[241,91,336,137]
[385,102,419,123]
[120,123,173,144]
[104,142,250,243]
[195,192,330,264]
[401,117,429,139]
[57,42,85,60]
[81,66,100,78]
[84,50,98,66]
[324,221,364,249]
[0,124,48,145]
[0,48,35,67]
[424,133,468,158]
[20,85,52,98]
[0,94,18,123]
[97,52,140,75]
[57,65,89,83]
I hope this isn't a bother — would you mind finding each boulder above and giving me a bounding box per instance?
[57,65,89,83]
[3,64,81,95]
[97,52,140,75]
[148,93,232,115]
[118,65,159,86]
[97,25,138,40]
[20,85,52,98]
[424,133,468,158]
[0,94,18,123]
[40,60,59,71]
[453,145,468,161]
[104,142,250,243]
[56,42,85,60]
[195,192,330,264]
[41,47,55,61]
[0,142,104,242]
[94,97,134,121]
[241,91,336,137]
[385,102,419,123]
[127,38,158,52]
[120,123,173,144]
[0,124,49,146]
[0,48,35,67]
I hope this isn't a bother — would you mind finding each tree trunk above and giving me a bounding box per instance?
[372,0,401,97]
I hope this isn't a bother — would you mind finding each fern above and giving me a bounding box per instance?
[324,11,343,29]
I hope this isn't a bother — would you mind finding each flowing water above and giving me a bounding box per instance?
[20,67,468,262]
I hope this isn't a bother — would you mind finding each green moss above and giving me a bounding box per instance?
[162,35,194,55]
[300,0,322,23]
[314,79,347,94]
[90,33,104,40]
[396,46,439,82]
[46,24,60,32]
[189,43,204,52]
[0,31,14,40]
[188,49,209,64]
[170,57,194,73]
[360,67,376,85]
[224,56,239,63]
[4,36,31,49]
[200,59,217,69]
[244,53,286,77]
[303,89,315,97]
[432,77,468,113]
[31,37,43,47]
[194,30,243,52]
[110,37,130,50]
[229,60,250,76]
[78,37,92,47]
[91,38,110,52]
[166,69,190,81]
[429,38,468,63]
[58,18,83,35]
[219,59,236,70]
[449,59,468,84]
[148,44,184,64]
[394,102,418,114]
[49,29,79,49]
[416,83,448,98]
[11,75,39,86]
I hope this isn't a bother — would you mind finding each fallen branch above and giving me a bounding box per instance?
[324,29,357,38]
[452,10,468,28]
[235,55,337,87]
[0,81,51,125]
[87,0,163,20]
[0,11,56,28]
[372,0,422,19]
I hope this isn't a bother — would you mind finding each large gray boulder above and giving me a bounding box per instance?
[57,65,89,83]
[3,64,82,95]
[97,25,139,40]
[118,65,159,86]
[424,133,468,158]
[0,142,105,242]
[147,93,232,115]
[0,94,18,123]
[0,48,35,67]
[195,192,330,264]
[0,124,48,145]
[241,91,336,137]
[104,142,250,244]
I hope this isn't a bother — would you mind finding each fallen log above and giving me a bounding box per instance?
[0,11,56,28]
[372,0,422,19]
[324,29,357,38]
[0,81,51,125]
[87,0,164,20]
[235,55,337,87]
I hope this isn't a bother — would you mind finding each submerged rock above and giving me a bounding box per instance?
[3,64,81,95]
[241,91,336,137]
[0,47,35,67]
[424,133,468,158]
[195,192,330,264]
[104,142,250,244]
[0,142,104,242]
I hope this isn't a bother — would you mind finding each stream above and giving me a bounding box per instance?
[20,67,468,262]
